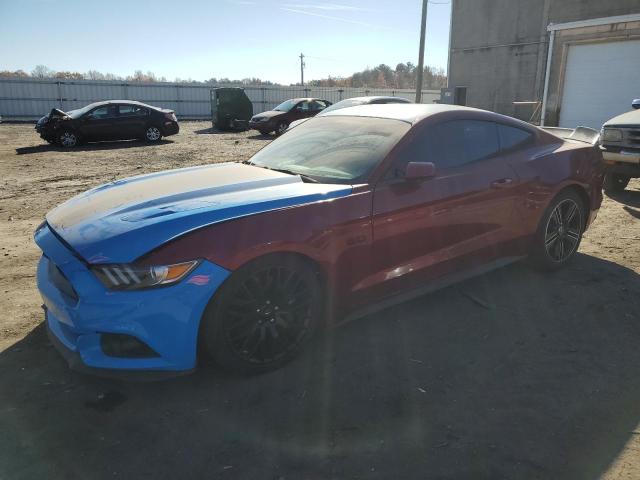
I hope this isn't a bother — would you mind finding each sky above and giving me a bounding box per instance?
[0,0,451,84]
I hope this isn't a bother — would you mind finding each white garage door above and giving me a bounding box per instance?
[559,39,640,129]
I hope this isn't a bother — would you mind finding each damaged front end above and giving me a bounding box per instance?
[35,108,71,142]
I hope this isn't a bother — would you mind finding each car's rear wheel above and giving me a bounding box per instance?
[530,190,585,270]
[275,121,289,136]
[603,173,630,193]
[201,255,323,374]
[58,130,78,148]
[144,125,162,142]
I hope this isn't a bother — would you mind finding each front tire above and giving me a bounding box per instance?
[603,173,630,193]
[530,190,585,270]
[58,130,78,148]
[200,255,323,375]
[144,125,162,142]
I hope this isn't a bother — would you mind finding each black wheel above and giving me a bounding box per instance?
[201,255,323,374]
[603,173,630,193]
[275,121,289,136]
[144,125,163,142]
[530,190,585,270]
[58,130,78,148]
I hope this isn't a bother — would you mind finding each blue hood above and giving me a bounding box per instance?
[45,162,352,264]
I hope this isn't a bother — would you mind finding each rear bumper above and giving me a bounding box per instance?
[249,120,273,131]
[162,122,179,136]
[35,223,230,374]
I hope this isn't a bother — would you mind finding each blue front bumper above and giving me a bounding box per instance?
[35,223,230,374]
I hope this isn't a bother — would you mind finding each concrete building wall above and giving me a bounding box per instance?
[448,0,640,123]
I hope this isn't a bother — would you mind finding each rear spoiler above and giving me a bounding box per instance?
[541,126,600,145]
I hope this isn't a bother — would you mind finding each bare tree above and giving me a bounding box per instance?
[31,65,55,78]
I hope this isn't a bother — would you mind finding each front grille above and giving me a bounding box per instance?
[47,257,79,303]
[622,128,640,148]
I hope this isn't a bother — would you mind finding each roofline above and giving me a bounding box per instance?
[547,13,640,31]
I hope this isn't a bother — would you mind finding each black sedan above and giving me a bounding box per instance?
[35,100,179,147]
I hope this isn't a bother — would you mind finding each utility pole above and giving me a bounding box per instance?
[415,0,428,103]
[299,53,305,86]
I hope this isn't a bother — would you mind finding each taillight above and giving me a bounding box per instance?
[164,112,177,122]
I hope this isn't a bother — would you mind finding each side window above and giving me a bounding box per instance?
[133,106,148,116]
[88,105,117,119]
[390,120,500,178]
[118,105,135,116]
[299,101,310,112]
[311,100,327,111]
[498,124,533,151]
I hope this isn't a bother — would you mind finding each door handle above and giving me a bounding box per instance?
[490,178,513,188]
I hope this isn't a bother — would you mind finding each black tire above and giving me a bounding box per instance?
[144,125,163,142]
[58,130,78,148]
[200,255,323,375]
[529,189,585,271]
[275,121,289,136]
[603,173,630,193]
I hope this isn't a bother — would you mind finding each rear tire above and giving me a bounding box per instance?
[529,190,585,271]
[275,121,289,136]
[144,125,162,142]
[603,173,630,193]
[200,255,323,375]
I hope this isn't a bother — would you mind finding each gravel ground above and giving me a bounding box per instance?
[0,121,639,479]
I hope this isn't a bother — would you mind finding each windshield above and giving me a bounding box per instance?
[248,116,410,183]
[273,99,298,112]
[66,103,102,119]
[320,98,366,114]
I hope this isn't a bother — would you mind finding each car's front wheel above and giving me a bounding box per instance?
[144,125,163,142]
[200,255,323,374]
[530,190,585,270]
[58,130,78,148]
[603,173,630,193]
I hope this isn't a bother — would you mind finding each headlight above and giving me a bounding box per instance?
[92,260,199,291]
[601,128,623,142]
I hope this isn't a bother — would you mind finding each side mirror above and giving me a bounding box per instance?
[632,99,640,110]
[405,162,436,180]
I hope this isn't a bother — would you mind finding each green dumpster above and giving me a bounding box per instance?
[210,87,253,131]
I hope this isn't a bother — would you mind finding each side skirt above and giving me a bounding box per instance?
[340,256,526,325]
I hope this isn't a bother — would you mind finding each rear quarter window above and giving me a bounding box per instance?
[498,124,533,150]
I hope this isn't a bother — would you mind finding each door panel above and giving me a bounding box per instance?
[116,105,149,139]
[79,105,118,140]
[364,159,519,301]
[359,119,524,304]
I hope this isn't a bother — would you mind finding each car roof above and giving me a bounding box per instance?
[337,96,411,103]
[321,103,483,124]
[288,98,326,103]
[83,100,155,109]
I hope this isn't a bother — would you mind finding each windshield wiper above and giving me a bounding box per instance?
[269,167,319,183]
[243,162,319,183]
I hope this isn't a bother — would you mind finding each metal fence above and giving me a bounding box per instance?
[241,86,440,112]
[0,77,440,121]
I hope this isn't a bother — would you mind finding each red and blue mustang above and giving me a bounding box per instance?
[35,104,603,376]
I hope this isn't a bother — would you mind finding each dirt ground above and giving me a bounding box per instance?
[1,121,639,479]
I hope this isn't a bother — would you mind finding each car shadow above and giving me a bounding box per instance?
[605,188,640,208]
[16,139,173,155]
[247,133,274,140]
[2,253,640,479]
[193,127,232,135]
